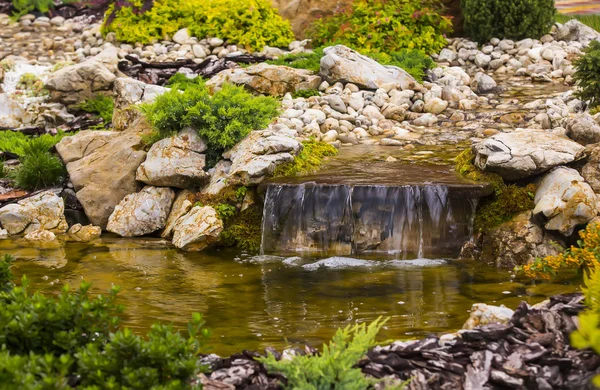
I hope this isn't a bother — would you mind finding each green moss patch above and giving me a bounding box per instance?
[273,140,338,177]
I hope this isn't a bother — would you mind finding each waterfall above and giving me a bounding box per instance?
[260,183,482,259]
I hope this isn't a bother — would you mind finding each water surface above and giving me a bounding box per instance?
[3,236,580,356]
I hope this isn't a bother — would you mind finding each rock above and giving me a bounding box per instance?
[45,59,116,105]
[438,48,457,63]
[67,224,102,242]
[0,191,68,235]
[162,190,196,239]
[533,167,598,235]
[565,114,600,145]
[107,186,175,237]
[463,303,514,329]
[112,78,169,129]
[56,130,119,164]
[172,206,223,251]
[424,97,448,114]
[321,130,338,142]
[59,120,148,228]
[477,211,564,268]
[471,72,497,94]
[173,28,190,44]
[556,19,600,45]
[24,229,56,242]
[474,53,491,68]
[206,63,321,97]
[473,129,585,180]
[412,113,438,126]
[320,45,417,90]
[223,130,301,185]
[583,144,600,193]
[136,129,209,188]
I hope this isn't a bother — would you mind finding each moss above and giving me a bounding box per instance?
[455,148,504,195]
[273,140,338,177]
[455,148,536,233]
[220,205,263,251]
[292,89,321,99]
[474,184,536,232]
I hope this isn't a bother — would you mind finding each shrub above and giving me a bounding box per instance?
[267,47,435,82]
[574,40,600,110]
[0,131,66,158]
[0,254,209,389]
[12,149,66,191]
[261,318,388,389]
[78,94,114,124]
[11,0,54,17]
[522,222,600,280]
[462,0,556,43]
[308,0,452,55]
[141,81,279,168]
[273,140,338,177]
[220,205,263,251]
[166,73,205,91]
[103,0,295,52]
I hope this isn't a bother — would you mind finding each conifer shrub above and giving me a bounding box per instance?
[574,40,600,110]
[0,254,209,389]
[141,81,279,167]
[308,0,452,55]
[461,0,556,43]
[78,94,115,124]
[102,0,295,52]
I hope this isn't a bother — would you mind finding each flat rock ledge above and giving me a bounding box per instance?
[199,294,599,389]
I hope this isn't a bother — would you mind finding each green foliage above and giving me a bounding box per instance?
[103,0,294,52]
[215,203,237,222]
[141,81,279,168]
[0,131,65,158]
[274,140,338,177]
[556,13,600,32]
[11,0,54,18]
[293,89,321,99]
[78,94,115,124]
[166,73,205,91]
[454,149,535,232]
[11,149,66,191]
[574,40,600,109]
[261,318,387,389]
[220,205,263,251]
[16,73,47,97]
[462,0,556,43]
[308,0,452,55]
[0,254,208,389]
[267,47,435,82]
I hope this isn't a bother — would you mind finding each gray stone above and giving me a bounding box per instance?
[172,206,223,251]
[565,113,600,145]
[471,72,497,94]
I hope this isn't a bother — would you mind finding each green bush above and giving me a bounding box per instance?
[462,0,556,43]
[0,254,208,389]
[574,40,600,109]
[141,81,279,167]
[308,0,452,55]
[103,0,294,52]
[166,73,205,91]
[267,47,435,82]
[11,0,54,18]
[78,94,115,124]
[261,318,388,389]
[0,132,65,158]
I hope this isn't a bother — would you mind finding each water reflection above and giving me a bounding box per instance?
[2,236,580,355]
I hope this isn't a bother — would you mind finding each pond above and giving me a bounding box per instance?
[3,235,580,356]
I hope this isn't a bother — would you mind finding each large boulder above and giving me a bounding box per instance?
[556,19,600,46]
[55,130,119,164]
[222,130,302,185]
[533,167,599,235]
[473,129,585,180]
[107,186,175,237]
[172,206,223,251]
[565,114,600,145]
[320,45,418,90]
[161,190,196,239]
[206,63,321,97]
[45,60,116,105]
[272,0,354,37]
[0,191,68,235]
[583,144,600,193]
[478,211,565,268]
[57,120,149,228]
[136,129,209,188]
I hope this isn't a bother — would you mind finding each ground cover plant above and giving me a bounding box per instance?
[0,132,67,191]
[141,80,279,168]
[308,0,452,55]
[462,0,556,42]
[77,94,114,125]
[573,40,600,110]
[102,0,294,51]
[267,47,435,82]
